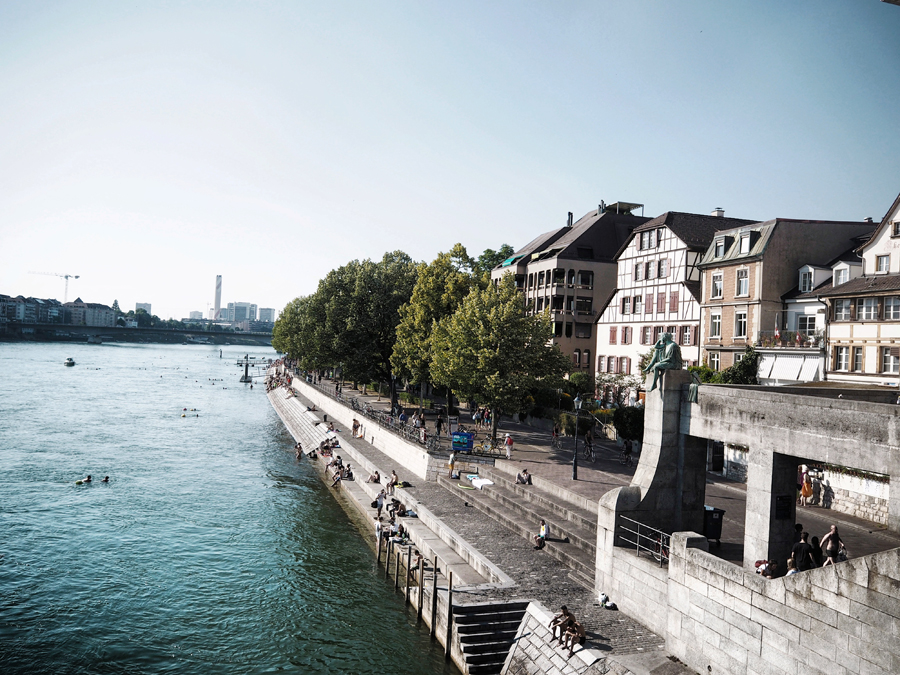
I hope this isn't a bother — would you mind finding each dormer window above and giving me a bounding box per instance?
[739,234,751,254]
[834,268,849,286]
[714,239,724,258]
[892,221,900,238]
[877,255,890,274]
[799,270,813,293]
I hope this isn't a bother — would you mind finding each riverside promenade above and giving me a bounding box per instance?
[269,371,900,675]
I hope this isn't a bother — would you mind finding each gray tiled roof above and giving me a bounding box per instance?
[816,274,900,297]
[633,212,757,250]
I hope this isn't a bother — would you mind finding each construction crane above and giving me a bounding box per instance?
[29,271,80,303]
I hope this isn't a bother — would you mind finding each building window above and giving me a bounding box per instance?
[554,321,563,337]
[641,326,652,344]
[882,347,899,374]
[735,353,744,363]
[835,347,849,371]
[736,269,749,297]
[552,296,564,311]
[583,349,590,369]
[536,298,544,312]
[710,312,722,338]
[537,271,545,287]
[885,296,900,320]
[735,311,747,338]
[797,315,816,333]
[597,355,606,373]
[853,347,863,372]
[633,295,642,314]
[645,261,656,280]
[877,255,890,273]
[528,273,534,288]
[669,291,678,313]
[799,270,813,293]
[653,325,664,342]
[739,234,750,254]
[565,322,573,338]
[619,356,629,374]
[834,299,852,321]
[609,326,617,345]
[620,297,631,314]
[858,297,878,321]
[634,263,643,281]
[658,259,669,278]
[621,326,632,344]
[576,297,593,314]
[714,239,724,258]
[578,271,593,288]
[552,268,565,285]
[639,230,658,250]
[834,268,849,286]
[893,222,900,238]
[680,325,693,346]
[575,323,591,339]
[709,352,720,371]
[711,273,723,299]
[573,350,581,367]
[607,356,616,373]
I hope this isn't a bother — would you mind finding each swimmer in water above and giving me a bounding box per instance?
[83,475,92,483]
[101,476,109,483]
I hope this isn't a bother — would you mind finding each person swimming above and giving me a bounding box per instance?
[101,476,109,483]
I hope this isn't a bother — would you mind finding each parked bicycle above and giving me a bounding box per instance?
[473,438,497,455]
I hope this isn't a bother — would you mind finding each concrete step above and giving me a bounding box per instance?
[458,629,519,645]
[456,619,522,635]
[462,641,518,656]
[478,466,598,536]
[465,650,510,666]
[462,478,597,557]
[454,600,530,615]
[438,476,595,588]
[467,663,504,675]
[455,609,528,625]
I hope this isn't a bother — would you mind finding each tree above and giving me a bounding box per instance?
[134,308,152,328]
[430,274,570,441]
[111,299,121,314]
[595,371,643,405]
[613,406,644,442]
[391,244,477,389]
[718,347,760,385]
[474,244,514,280]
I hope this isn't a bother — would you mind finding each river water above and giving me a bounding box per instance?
[0,342,455,674]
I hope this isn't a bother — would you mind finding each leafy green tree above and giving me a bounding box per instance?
[134,308,152,328]
[613,406,644,442]
[111,299,121,314]
[391,244,476,389]
[474,244,514,280]
[430,274,570,441]
[718,347,760,385]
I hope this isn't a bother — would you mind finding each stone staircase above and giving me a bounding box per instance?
[454,601,529,675]
[437,465,598,588]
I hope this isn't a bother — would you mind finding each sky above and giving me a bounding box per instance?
[1,1,899,320]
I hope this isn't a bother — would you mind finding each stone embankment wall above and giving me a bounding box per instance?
[289,375,442,481]
[503,602,612,675]
[667,532,900,675]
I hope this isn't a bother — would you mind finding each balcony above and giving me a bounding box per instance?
[755,330,823,350]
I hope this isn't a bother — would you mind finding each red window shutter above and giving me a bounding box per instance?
[657,292,666,313]
[609,326,617,345]
[646,293,654,314]
[669,291,678,313]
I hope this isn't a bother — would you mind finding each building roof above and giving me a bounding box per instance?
[856,189,900,253]
[783,278,832,301]
[632,211,757,251]
[816,274,900,298]
[683,280,702,303]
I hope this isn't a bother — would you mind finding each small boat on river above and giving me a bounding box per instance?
[65,358,75,367]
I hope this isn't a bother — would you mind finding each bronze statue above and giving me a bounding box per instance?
[643,332,683,392]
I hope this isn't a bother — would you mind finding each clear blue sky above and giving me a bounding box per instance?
[1,1,898,319]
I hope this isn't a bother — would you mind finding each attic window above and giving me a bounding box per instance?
[714,239,724,258]
[893,221,900,238]
[739,234,751,254]
[576,247,594,260]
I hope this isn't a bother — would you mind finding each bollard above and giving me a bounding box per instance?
[394,550,401,589]
[430,555,438,638]
[405,547,412,602]
[445,570,453,660]
[417,558,424,621]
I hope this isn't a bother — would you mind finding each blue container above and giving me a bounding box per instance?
[452,432,474,452]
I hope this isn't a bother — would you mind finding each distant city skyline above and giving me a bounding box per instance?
[1,2,899,319]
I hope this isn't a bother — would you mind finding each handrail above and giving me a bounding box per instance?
[617,515,670,567]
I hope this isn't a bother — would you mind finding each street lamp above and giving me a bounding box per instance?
[572,395,582,481]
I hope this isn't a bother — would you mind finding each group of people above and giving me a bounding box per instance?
[756,523,848,578]
[549,605,587,656]
[326,454,354,487]
[471,407,492,429]
[76,475,110,484]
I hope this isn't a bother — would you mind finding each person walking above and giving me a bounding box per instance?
[448,451,456,478]
[821,525,846,566]
[504,433,514,460]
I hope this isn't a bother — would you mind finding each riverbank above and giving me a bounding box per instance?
[266,368,674,675]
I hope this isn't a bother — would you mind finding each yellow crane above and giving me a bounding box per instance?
[29,271,80,303]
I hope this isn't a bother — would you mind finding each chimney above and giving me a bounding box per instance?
[598,200,606,215]
[711,207,725,217]
[567,212,573,227]
[864,217,873,223]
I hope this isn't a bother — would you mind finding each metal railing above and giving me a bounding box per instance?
[617,515,670,567]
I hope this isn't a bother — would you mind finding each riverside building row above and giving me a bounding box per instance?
[493,190,900,393]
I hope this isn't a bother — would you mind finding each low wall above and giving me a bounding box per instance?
[667,533,900,675]
[503,601,609,675]
[290,376,441,481]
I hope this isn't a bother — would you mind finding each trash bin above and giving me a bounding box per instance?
[703,505,725,546]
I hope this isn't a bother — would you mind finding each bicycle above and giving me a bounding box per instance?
[474,439,497,455]
[550,434,562,450]
[620,450,634,467]
[581,442,595,463]
[653,533,670,563]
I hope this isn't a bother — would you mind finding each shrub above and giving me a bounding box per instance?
[613,406,644,442]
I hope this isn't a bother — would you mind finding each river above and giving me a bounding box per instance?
[0,342,455,674]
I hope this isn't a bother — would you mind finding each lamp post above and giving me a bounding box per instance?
[572,395,582,481]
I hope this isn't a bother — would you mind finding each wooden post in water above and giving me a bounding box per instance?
[405,547,412,602]
[416,558,424,621]
[430,555,438,638]
[376,529,382,565]
[385,540,393,579]
[394,550,401,589]
[445,570,453,660]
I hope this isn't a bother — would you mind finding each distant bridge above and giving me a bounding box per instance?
[2,322,273,345]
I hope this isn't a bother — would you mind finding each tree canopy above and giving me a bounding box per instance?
[430,274,570,439]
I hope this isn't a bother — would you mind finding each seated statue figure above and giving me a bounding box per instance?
[642,332,683,392]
